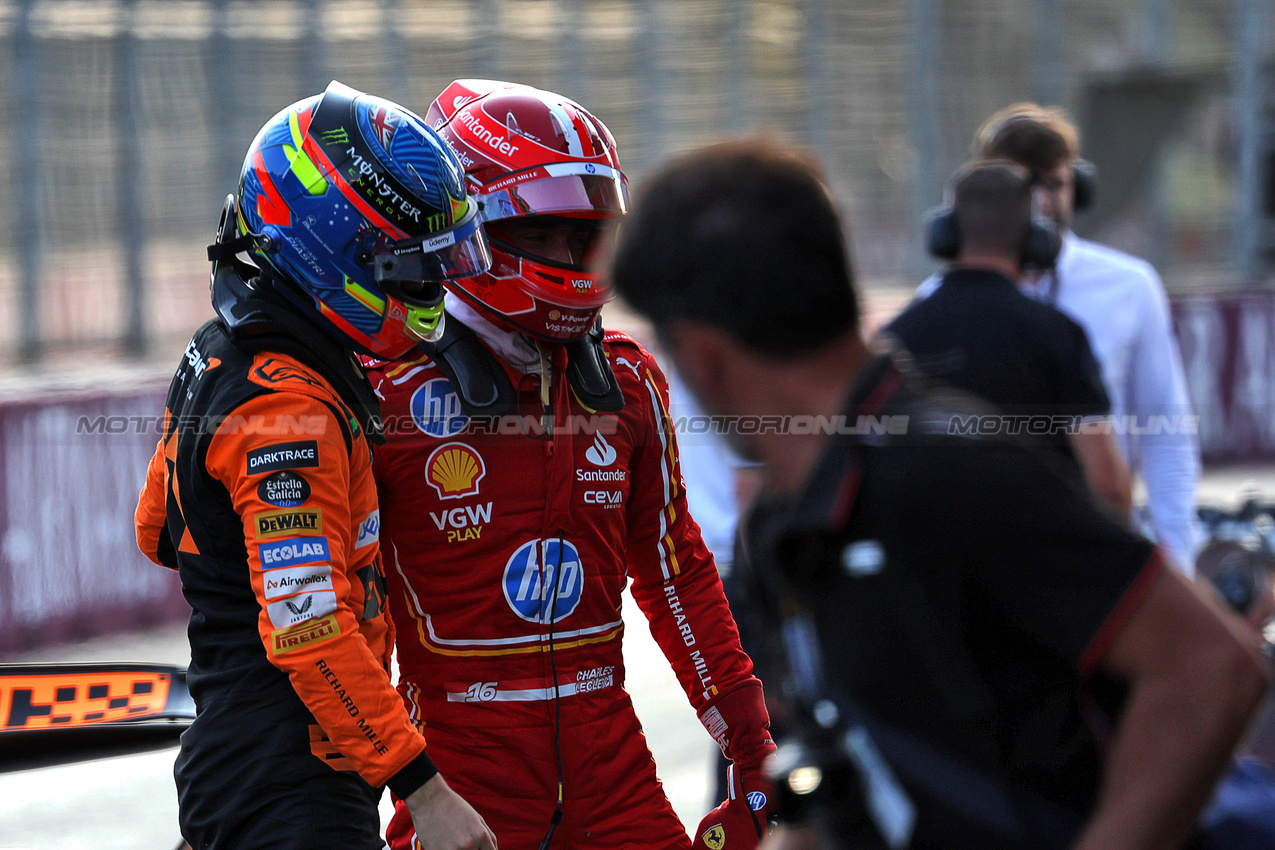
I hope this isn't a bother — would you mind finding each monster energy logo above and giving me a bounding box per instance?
[320,127,349,145]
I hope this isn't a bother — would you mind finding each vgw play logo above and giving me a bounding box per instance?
[502,539,585,624]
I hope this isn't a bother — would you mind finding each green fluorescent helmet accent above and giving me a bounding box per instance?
[404,303,445,342]
[286,110,329,196]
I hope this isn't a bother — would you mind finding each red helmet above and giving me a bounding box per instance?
[426,80,629,341]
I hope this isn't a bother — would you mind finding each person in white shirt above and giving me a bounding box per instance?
[921,103,1201,575]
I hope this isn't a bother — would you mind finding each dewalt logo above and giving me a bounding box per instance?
[254,509,323,540]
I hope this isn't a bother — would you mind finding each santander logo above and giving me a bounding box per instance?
[585,432,617,467]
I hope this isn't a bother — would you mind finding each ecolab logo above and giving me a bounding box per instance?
[458,110,521,157]
[258,536,330,570]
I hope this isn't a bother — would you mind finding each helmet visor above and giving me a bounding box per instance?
[477,163,628,223]
[373,204,492,306]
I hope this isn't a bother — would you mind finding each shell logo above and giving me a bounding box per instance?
[425,442,486,500]
[549,310,561,320]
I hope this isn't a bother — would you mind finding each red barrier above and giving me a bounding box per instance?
[0,382,188,656]
[1173,289,1275,463]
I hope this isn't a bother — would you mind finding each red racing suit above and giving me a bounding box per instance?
[135,318,436,850]
[367,322,772,849]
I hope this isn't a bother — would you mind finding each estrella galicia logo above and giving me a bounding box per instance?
[746,791,768,811]
[502,539,584,624]
[258,471,311,507]
[246,441,319,475]
[410,378,468,438]
[258,536,330,570]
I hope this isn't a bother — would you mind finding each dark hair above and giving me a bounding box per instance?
[975,103,1080,173]
[610,139,859,355]
[950,161,1033,257]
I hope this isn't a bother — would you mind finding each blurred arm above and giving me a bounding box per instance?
[1126,270,1201,575]
[1073,566,1268,850]
[1069,428,1133,519]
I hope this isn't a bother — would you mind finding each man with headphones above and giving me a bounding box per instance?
[888,160,1132,514]
[972,103,1200,575]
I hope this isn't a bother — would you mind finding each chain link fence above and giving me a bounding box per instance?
[0,0,1269,364]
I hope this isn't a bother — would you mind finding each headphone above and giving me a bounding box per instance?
[1071,159,1097,213]
[924,162,1062,270]
[977,110,1098,213]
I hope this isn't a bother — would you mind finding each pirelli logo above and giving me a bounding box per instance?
[254,509,323,540]
[271,614,340,655]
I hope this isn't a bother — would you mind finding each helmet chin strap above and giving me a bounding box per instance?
[535,340,552,411]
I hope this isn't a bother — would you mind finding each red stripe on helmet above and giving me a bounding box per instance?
[253,152,292,227]
[300,131,409,240]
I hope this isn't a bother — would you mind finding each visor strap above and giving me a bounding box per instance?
[206,232,259,262]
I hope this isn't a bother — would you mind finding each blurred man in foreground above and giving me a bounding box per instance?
[612,138,1267,850]
[366,80,775,850]
[135,83,496,849]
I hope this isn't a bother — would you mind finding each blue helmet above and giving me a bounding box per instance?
[233,81,490,358]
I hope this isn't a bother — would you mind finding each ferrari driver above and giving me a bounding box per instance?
[367,80,777,850]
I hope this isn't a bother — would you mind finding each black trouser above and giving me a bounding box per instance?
[176,696,384,850]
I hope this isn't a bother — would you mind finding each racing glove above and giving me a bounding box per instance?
[695,680,778,849]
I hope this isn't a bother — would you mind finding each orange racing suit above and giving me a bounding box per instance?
[136,317,435,850]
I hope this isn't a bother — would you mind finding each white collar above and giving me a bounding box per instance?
[444,292,543,375]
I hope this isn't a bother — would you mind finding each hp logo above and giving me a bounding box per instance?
[502,539,585,624]
[410,378,468,438]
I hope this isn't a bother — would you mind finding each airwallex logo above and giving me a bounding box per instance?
[263,565,334,600]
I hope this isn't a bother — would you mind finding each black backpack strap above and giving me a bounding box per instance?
[563,319,624,412]
[421,313,518,419]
